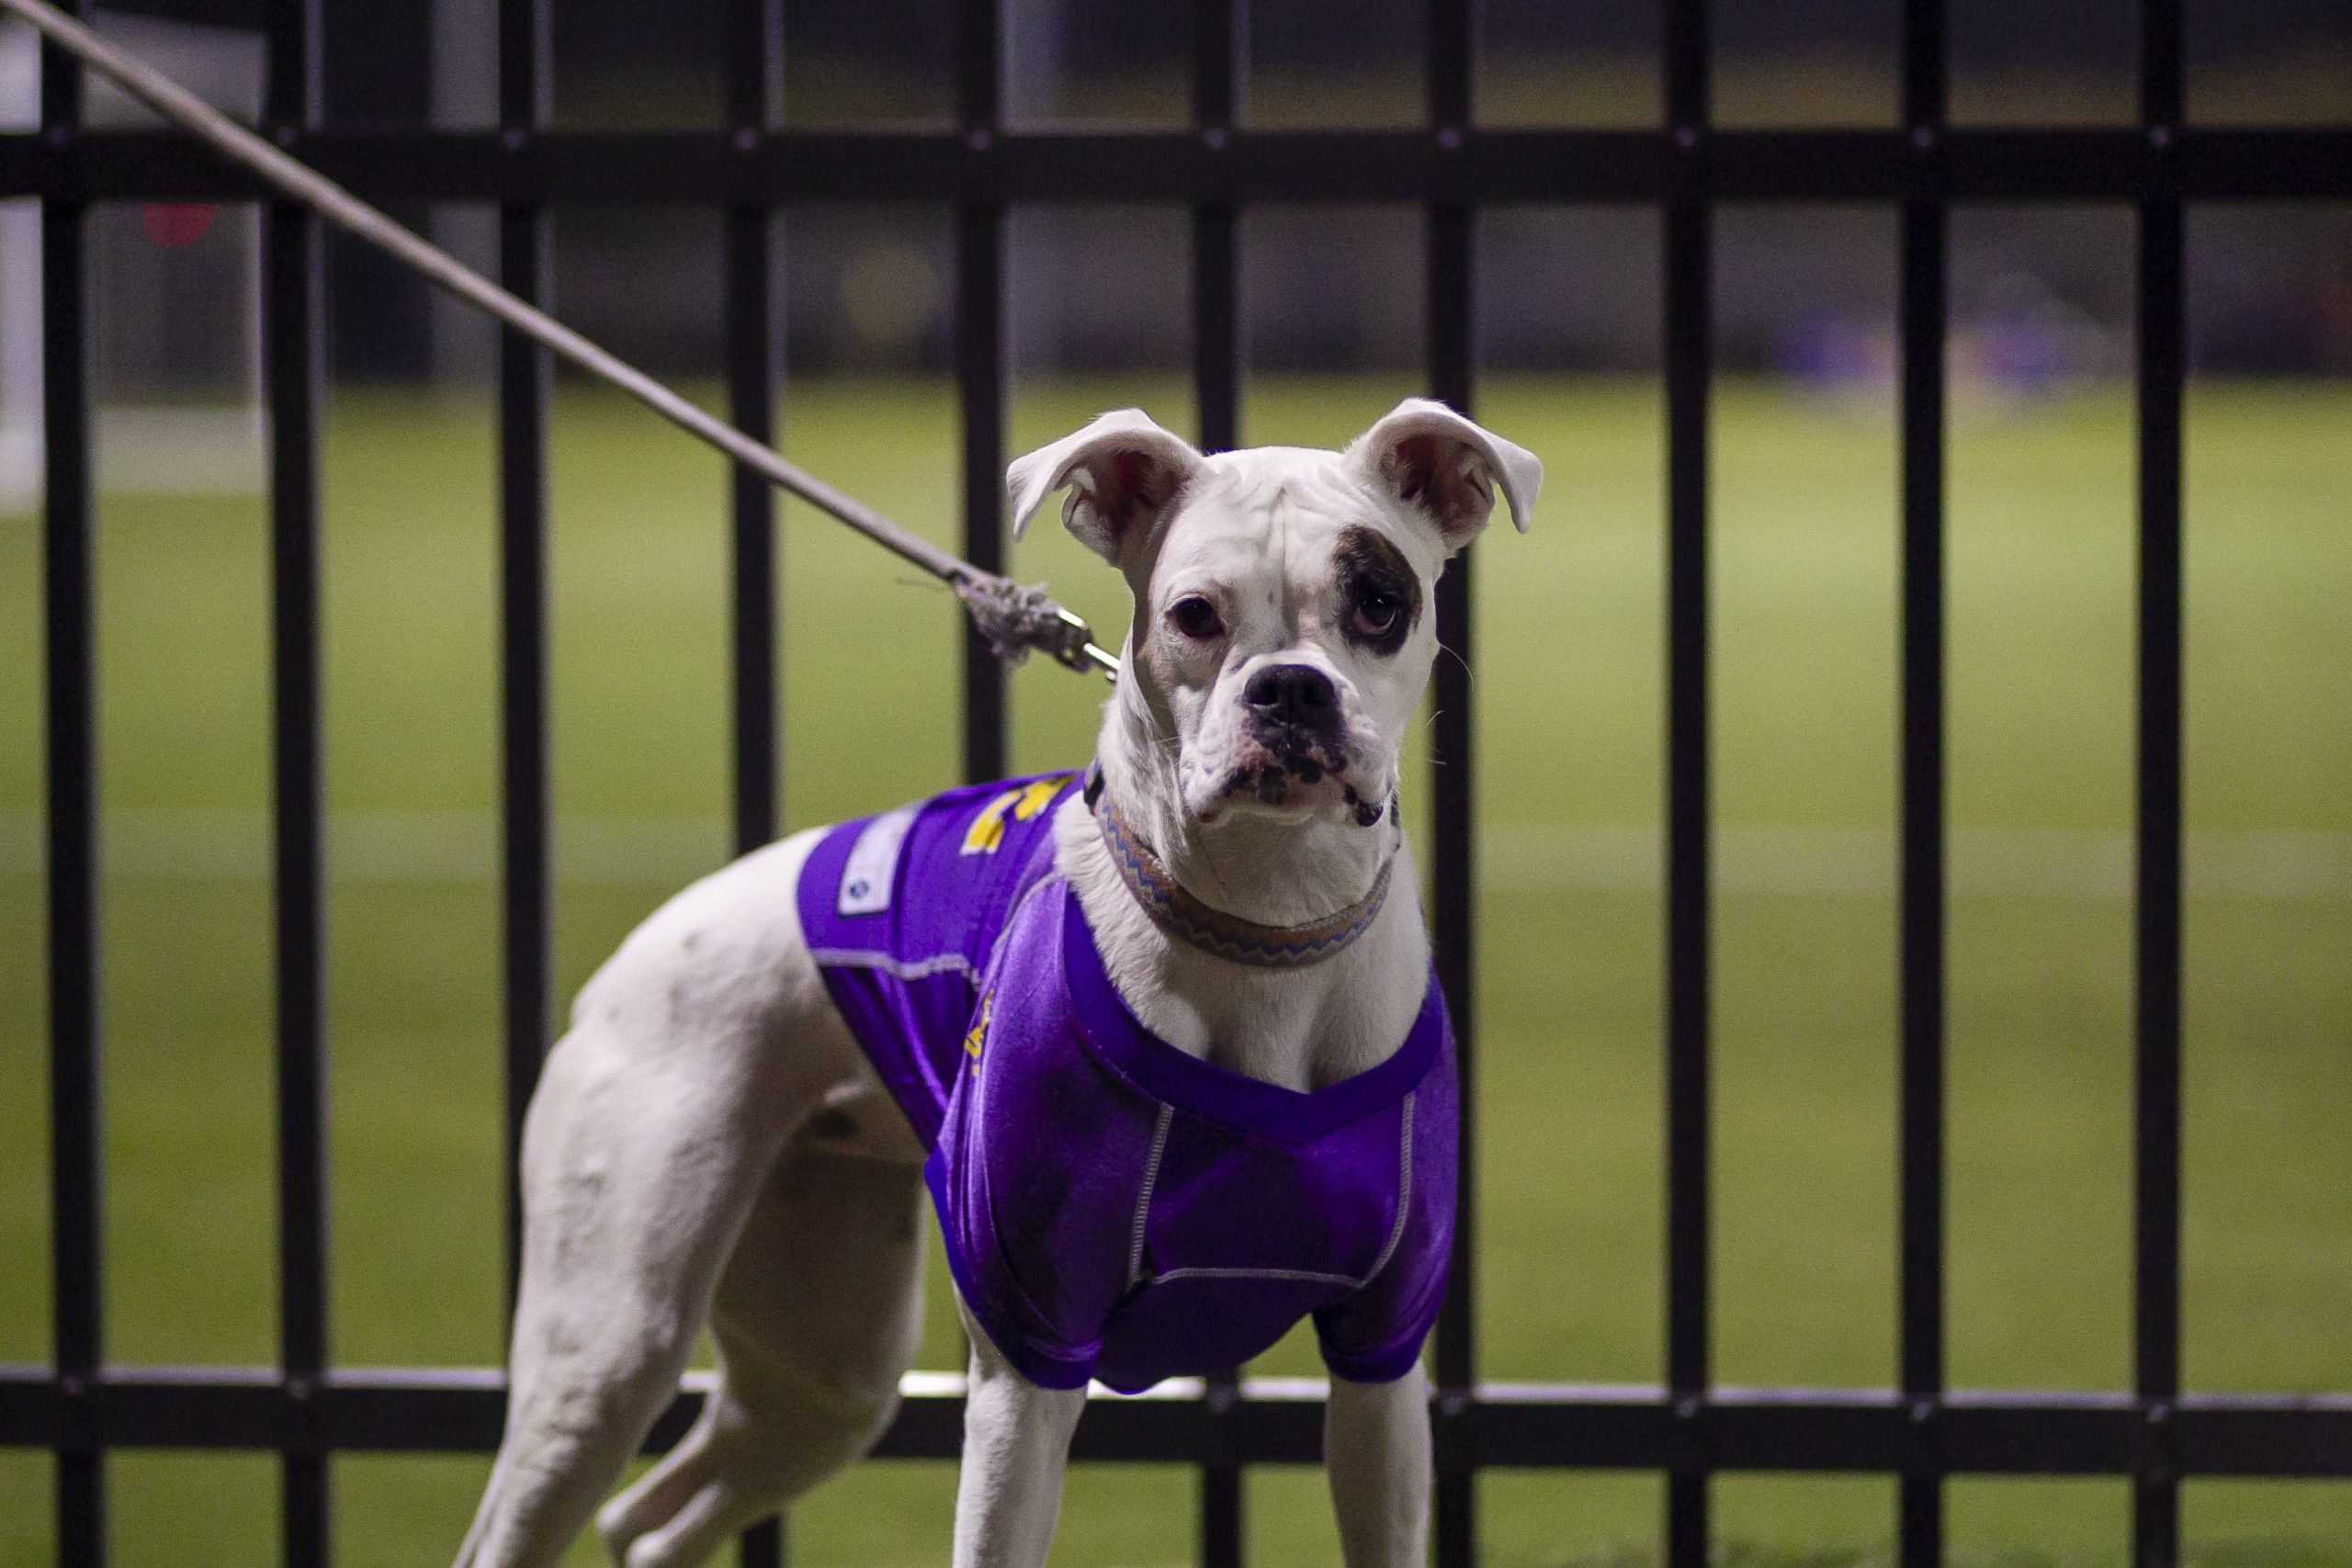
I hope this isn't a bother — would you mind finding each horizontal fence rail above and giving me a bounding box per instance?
[9,0,2351,1564]
[0,125,2348,204]
[6,1369,2352,1476]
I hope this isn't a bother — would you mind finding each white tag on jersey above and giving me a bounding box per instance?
[838,806,916,916]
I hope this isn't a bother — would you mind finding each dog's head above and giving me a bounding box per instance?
[1008,399,1540,828]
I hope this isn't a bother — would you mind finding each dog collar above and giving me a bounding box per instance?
[1087,769,1395,970]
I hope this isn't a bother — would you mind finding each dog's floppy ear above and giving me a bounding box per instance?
[1347,397,1541,554]
[1006,409,1204,564]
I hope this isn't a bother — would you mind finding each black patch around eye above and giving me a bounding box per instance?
[1334,525,1423,655]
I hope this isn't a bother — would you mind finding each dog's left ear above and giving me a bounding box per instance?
[1006,409,1204,564]
[1347,397,1541,554]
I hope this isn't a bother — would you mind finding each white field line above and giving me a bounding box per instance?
[0,808,729,889]
[0,809,2346,901]
[0,409,270,509]
[1477,821,2352,902]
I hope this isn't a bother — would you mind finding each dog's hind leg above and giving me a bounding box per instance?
[595,1144,927,1568]
[450,1021,791,1568]
[456,831,870,1568]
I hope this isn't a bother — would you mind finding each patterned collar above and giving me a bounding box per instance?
[1085,765,1395,970]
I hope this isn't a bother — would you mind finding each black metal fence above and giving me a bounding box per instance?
[6,0,2350,1565]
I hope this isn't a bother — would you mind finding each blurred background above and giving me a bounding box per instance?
[0,2,2346,1565]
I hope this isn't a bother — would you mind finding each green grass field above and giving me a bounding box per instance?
[1,374,2346,1566]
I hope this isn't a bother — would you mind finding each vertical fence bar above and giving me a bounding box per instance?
[1425,1,1477,1564]
[264,0,330,1559]
[40,7,100,1561]
[1192,0,1242,458]
[725,0,783,864]
[1192,0,1246,1561]
[1662,0,1712,1562]
[497,0,553,1305]
[2133,2,2186,1563]
[1191,208,1240,459]
[955,0,1005,786]
[726,3,786,1563]
[1896,3,1948,1564]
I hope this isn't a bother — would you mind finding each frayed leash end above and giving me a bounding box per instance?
[956,576,1120,679]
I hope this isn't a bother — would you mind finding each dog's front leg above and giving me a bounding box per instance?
[1325,1364,1432,1567]
[952,1314,1086,1568]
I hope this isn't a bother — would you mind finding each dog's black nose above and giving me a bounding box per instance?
[1244,663,1339,729]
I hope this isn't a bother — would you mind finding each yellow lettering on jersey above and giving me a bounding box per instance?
[1012,775,1070,822]
[959,774,1074,855]
[960,789,1022,855]
[963,992,992,1071]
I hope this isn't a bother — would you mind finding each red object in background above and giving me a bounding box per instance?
[141,203,219,248]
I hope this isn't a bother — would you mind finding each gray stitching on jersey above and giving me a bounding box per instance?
[805,948,978,985]
[981,869,1065,979]
[1357,1091,1416,1289]
[1141,1094,1418,1297]
[817,851,1065,1004]
[1150,1265,1363,1289]
[1127,1104,1175,1289]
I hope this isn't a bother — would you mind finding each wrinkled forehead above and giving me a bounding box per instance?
[1153,446,1438,585]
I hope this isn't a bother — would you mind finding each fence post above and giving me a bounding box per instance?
[1662,0,1714,1562]
[264,0,331,1559]
[1896,1,1950,1562]
[2132,4,2187,1563]
[955,0,1006,787]
[494,0,553,1311]
[40,2,102,1556]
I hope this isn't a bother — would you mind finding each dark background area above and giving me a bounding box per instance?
[45,0,2352,384]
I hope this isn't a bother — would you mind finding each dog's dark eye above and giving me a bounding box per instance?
[1351,592,1401,638]
[1167,595,1225,641]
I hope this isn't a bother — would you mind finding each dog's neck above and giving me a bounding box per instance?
[1053,674,1430,1091]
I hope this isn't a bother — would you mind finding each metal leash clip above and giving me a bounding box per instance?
[1047,607,1122,682]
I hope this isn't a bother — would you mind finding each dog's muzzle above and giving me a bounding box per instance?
[1235,662,1351,796]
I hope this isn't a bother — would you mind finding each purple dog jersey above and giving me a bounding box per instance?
[796,771,1457,1393]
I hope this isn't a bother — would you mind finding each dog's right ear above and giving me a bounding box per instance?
[1006,410,1203,564]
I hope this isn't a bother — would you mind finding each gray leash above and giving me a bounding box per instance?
[2,0,1121,680]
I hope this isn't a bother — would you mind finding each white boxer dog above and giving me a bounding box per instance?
[452,398,1540,1568]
